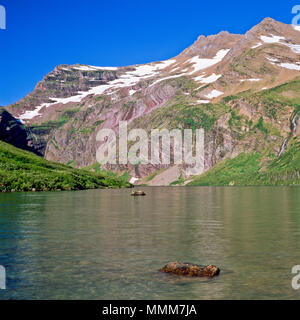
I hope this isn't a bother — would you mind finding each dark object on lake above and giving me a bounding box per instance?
[160,262,220,277]
[131,190,146,196]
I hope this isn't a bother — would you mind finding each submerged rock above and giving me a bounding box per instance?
[131,190,146,196]
[160,262,220,277]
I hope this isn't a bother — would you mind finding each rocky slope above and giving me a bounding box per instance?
[0,108,44,155]
[4,18,300,185]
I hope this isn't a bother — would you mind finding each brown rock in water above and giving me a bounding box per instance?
[131,190,146,196]
[160,262,220,277]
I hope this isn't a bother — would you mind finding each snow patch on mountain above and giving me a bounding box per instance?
[126,60,176,79]
[19,102,54,121]
[197,100,210,104]
[73,65,118,71]
[251,43,262,49]
[278,63,300,71]
[285,43,300,54]
[205,89,224,99]
[260,34,300,54]
[260,34,285,43]
[188,49,230,74]
[18,59,178,121]
[129,89,137,96]
[240,78,261,82]
[293,25,300,32]
[194,73,222,83]
[267,57,279,62]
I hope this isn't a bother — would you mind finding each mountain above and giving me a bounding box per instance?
[0,140,130,192]
[4,18,300,186]
[0,108,44,155]
[189,138,300,186]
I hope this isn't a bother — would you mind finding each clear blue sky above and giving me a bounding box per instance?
[0,0,298,106]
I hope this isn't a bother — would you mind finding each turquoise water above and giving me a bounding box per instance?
[1,187,300,300]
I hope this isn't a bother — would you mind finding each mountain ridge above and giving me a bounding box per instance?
[3,17,300,186]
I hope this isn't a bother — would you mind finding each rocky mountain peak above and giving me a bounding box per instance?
[178,30,242,58]
[3,18,300,185]
[246,17,295,38]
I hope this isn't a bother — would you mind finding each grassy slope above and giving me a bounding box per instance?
[189,138,300,186]
[188,78,300,186]
[0,141,130,192]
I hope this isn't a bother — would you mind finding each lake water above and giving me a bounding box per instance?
[1,187,300,300]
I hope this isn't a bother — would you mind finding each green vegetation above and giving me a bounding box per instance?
[0,141,130,192]
[50,137,59,150]
[129,95,230,134]
[30,118,68,134]
[253,116,269,134]
[170,173,185,186]
[252,139,300,185]
[189,138,300,186]
[229,46,277,78]
[174,104,216,131]
[62,107,81,118]
[260,79,300,106]
[189,153,262,186]
[228,109,243,130]
[222,90,252,103]
[79,128,93,135]
[236,79,300,120]
[85,163,130,184]
[30,107,82,135]
[168,77,198,92]
[93,120,104,127]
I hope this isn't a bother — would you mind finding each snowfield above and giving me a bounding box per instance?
[260,34,300,54]
[73,66,119,71]
[19,102,53,121]
[205,89,224,99]
[278,63,300,71]
[293,25,300,32]
[188,49,230,74]
[196,100,210,104]
[251,43,262,49]
[285,43,300,54]
[240,78,261,82]
[260,34,286,43]
[194,73,222,83]
[267,57,279,62]
[129,89,137,96]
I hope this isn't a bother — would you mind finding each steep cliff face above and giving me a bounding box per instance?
[5,18,300,185]
[0,108,44,155]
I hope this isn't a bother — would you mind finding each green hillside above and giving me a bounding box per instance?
[189,138,300,186]
[0,141,130,192]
